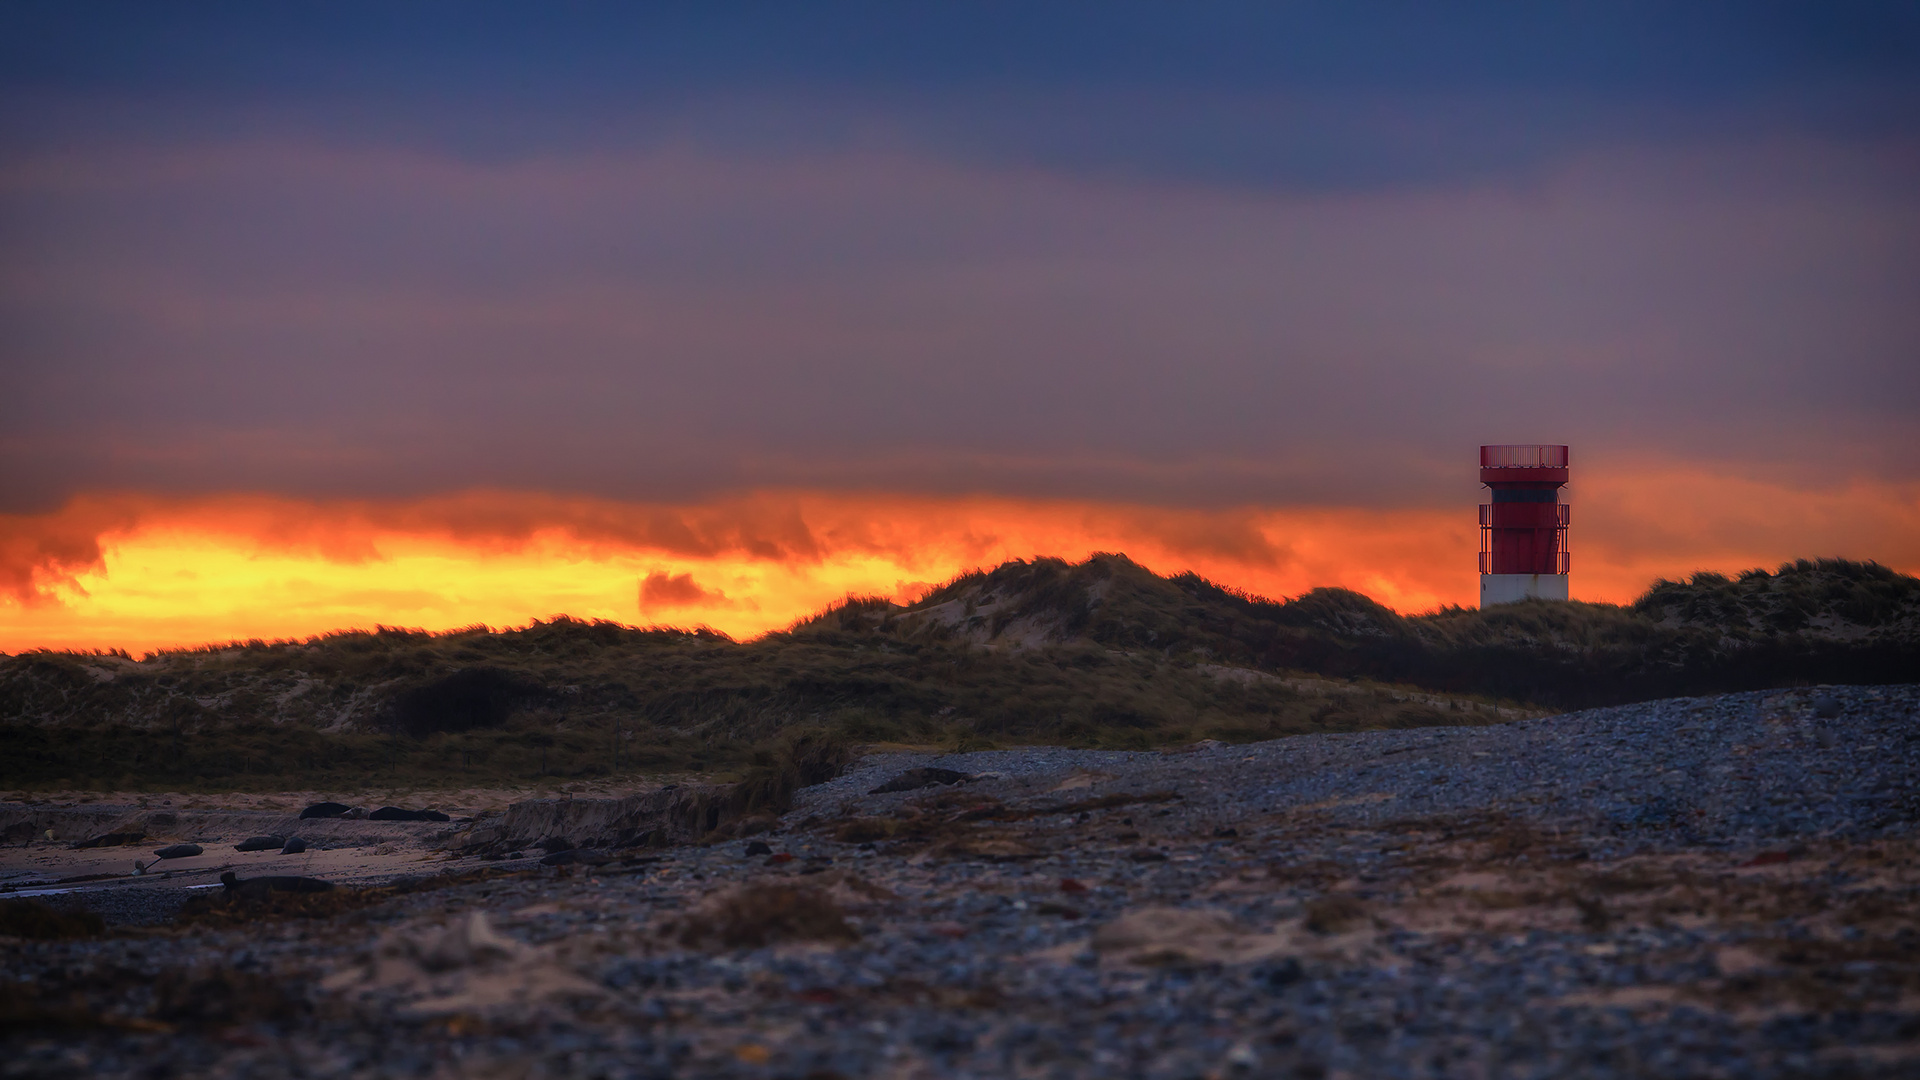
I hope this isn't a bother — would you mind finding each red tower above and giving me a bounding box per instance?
[1478,444,1570,606]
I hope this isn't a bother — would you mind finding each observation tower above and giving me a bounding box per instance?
[1478,444,1570,607]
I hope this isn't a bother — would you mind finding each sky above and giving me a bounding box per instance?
[3,2,1918,653]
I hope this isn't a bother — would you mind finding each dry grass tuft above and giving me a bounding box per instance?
[0,981,102,1032]
[1303,894,1369,934]
[0,898,104,940]
[677,883,859,949]
[151,967,306,1028]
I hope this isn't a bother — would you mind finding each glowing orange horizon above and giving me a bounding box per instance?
[2,473,1916,657]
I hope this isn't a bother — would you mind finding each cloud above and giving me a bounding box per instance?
[1,133,1916,520]
[639,570,726,612]
[0,495,143,605]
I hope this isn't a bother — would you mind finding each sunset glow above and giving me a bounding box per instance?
[5,469,1915,656]
[5,6,1917,658]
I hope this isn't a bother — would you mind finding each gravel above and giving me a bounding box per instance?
[4,683,1916,1079]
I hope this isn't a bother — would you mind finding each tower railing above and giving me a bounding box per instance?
[1480,445,1568,468]
[1478,549,1570,574]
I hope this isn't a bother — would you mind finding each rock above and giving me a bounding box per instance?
[234,835,286,852]
[219,870,333,897]
[71,832,145,849]
[152,843,203,859]
[869,767,974,794]
[744,840,773,856]
[369,807,451,822]
[280,837,307,854]
[299,802,352,820]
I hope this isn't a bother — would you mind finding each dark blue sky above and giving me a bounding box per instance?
[3,2,1918,513]
[7,2,1917,180]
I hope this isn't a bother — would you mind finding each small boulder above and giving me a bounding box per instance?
[153,843,203,860]
[280,837,308,854]
[869,767,974,794]
[234,835,286,852]
[743,840,773,857]
[369,807,451,822]
[299,802,352,820]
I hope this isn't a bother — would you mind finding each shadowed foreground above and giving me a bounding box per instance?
[3,683,1916,1079]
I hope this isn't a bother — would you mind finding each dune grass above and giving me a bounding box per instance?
[2,553,1910,794]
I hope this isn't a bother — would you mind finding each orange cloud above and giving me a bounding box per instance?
[0,473,1915,656]
[639,570,729,613]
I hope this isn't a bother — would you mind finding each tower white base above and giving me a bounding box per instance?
[1480,573,1569,607]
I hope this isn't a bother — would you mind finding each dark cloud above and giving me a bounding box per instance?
[0,5,1916,518]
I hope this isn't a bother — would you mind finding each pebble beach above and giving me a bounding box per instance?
[4,683,1917,1079]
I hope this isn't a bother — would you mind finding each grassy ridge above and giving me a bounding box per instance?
[2,554,1913,793]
